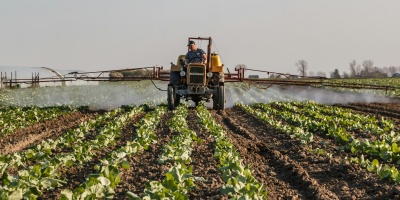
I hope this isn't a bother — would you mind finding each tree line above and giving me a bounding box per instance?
[295,59,400,79]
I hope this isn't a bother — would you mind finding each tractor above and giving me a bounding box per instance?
[167,37,225,111]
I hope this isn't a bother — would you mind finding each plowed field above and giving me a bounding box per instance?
[1,102,400,199]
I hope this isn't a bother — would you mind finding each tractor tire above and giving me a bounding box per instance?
[169,71,180,86]
[175,94,181,107]
[167,85,175,111]
[213,85,225,110]
[217,85,225,111]
[212,95,218,110]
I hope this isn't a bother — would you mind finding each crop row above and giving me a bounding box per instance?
[259,101,400,164]
[197,103,267,199]
[0,106,143,199]
[0,107,124,173]
[239,102,400,184]
[270,101,394,134]
[0,106,74,136]
[61,106,166,199]
[129,104,199,199]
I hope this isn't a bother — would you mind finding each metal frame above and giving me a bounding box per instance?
[3,65,399,93]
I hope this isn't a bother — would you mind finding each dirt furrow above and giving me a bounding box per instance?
[227,106,400,199]
[336,103,400,120]
[356,102,400,114]
[186,109,226,200]
[113,112,173,199]
[0,110,99,155]
[212,110,338,199]
[40,112,145,199]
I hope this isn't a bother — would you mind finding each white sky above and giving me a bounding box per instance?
[1,0,399,76]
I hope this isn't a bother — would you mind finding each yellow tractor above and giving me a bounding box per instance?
[168,37,225,111]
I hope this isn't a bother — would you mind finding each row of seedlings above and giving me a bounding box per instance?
[0,106,74,136]
[238,103,314,144]
[270,101,394,136]
[129,104,201,199]
[0,106,143,199]
[61,106,167,199]
[249,102,400,183]
[197,103,267,199]
[269,101,400,182]
[263,101,400,163]
[0,107,124,176]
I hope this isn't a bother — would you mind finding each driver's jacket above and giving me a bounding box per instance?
[185,49,206,63]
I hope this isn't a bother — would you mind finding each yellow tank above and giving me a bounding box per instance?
[211,53,223,72]
[171,54,186,71]
[177,55,186,66]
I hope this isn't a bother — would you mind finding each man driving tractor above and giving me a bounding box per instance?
[167,37,225,111]
[170,40,208,86]
[186,40,207,65]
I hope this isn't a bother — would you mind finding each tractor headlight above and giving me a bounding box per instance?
[180,71,186,76]
[207,72,213,78]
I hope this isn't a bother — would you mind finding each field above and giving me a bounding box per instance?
[1,81,400,199]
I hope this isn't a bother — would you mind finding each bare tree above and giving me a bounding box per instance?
[349,60,357,77]
[356,65,362,76]
[296,60,308,77]
[388,66,397,76]
[362,60,374,75]
[316,71,326,77]
[381,66,389,76]
[330,69,341,79]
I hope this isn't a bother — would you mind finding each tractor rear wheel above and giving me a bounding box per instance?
[212,95,218,110]
[175,94,181,106]
[217,85,225,111]
[167,85,175,111]
[213,85,225,110]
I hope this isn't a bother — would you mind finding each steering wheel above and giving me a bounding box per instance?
[188,57,203,63]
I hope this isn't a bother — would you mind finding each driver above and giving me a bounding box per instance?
[185,41,207,64]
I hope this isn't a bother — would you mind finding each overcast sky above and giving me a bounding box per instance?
[1,0,399,76]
